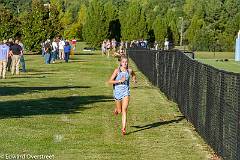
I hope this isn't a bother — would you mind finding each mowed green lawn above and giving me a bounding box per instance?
[0,51,213,159]
[195,51,240,73]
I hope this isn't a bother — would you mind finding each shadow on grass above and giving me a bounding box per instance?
[26,69,58,73]
[127,116,185,135]
[0,81,24,84]
[9,76,47,79]
[75,52,98,56]
[0,95,113,119]
[131,85,154,90]
[69,60,88,63]
[26,72,55,76]
[0,86,90,96]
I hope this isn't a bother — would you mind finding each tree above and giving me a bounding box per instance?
[185,15,205,50]
[83,0,108,47]
[20,0,46,50]
[64,4,87,41]
[46,3,62,39]
[0,6,20,40]
[165,10,180,45]
[119,1,147,41]
[20,0,61,51]
[153,16,167,47]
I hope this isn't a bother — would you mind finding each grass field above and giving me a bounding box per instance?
[195,51,234,59]
[197,59,240,73]
[194,51,240,73]
[0,46,214,159]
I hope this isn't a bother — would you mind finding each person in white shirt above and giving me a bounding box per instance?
[164,39,169,50]
[59,39,65,60]
[52,39,58,63]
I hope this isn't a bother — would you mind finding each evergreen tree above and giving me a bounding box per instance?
[83,0,108,47]
[0,6,20,40]
[104,1,119,40]
[185,15,204,50]
[165,10,180,45]
[20,0,60,51]
[153,16,167,47]
[64,4,87,40]
[46,3,62,39]
[119,1,147,41]
[1,0,240,51]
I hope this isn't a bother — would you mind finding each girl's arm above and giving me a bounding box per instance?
[108,69,125,84]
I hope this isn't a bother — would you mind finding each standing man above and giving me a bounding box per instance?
[51,38,58,63]
[59,39,65,60]
[10,40,22,75]
[0,40,10,79]
[19,40,26,72]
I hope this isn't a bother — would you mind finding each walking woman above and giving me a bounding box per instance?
[108,56,136,135]
[44,41,52,64]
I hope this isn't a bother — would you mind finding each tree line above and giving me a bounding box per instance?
[0,0,240,52]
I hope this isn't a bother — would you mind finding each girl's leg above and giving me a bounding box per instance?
[114,100,122,115]
[121,96,130,133]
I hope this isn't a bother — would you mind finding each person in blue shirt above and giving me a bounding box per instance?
[64,41,71,63]
[0,40,10,79]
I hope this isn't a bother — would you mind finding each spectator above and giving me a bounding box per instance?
[6,38,14,71]
[59,39,65,60]
[0,40,10,79]
[139,39,147,48]
[120,41,125,50]
[10,40,22,75]
[51,38,58,63]
[164,38,169,50]
[112,39,117,52]
[101,40,107,56]
[64,41,71,63]
[125,41,129,49]
[106,39,111,58]
[41,41,45,57]
[71,37,77,51]
[19,40,26,72]
[44,41,52,64]
[154,41,159,50]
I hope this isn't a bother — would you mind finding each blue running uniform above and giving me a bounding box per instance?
[113,68,130,100]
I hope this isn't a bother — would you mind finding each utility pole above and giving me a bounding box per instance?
[179,17,184,46]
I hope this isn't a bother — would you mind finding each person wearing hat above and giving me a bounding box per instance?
[0,40,10,79]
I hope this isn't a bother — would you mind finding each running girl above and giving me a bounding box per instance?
[108,56,136,135]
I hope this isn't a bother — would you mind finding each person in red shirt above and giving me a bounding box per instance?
[71,38,77,51]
